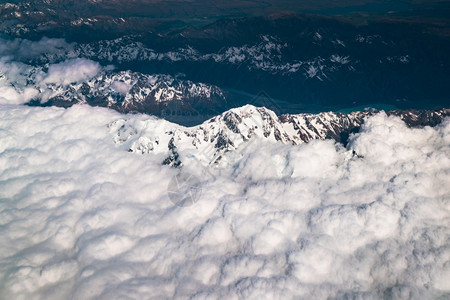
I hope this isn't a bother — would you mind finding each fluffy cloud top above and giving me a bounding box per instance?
[0,58,39,105]
[0,104,449,299]
[42,58,101,86]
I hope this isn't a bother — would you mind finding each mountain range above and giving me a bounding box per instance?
[107,104,450,167]
[2,2,450,115]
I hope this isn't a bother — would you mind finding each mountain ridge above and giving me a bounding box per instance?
[107,104,450,167]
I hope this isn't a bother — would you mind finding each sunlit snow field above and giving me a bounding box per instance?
[0,104,449,299]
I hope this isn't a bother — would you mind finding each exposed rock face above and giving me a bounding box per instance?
[2,3,450,112]
[109,104,450,166]
[25,70,227,119]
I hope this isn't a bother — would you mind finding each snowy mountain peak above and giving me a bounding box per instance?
[111,105,449,167]
[208,105,292,143]
[10,66,228,117]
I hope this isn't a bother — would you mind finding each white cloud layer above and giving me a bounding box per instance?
[0,104,449,299]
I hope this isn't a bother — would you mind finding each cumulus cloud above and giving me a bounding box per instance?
[0,58,39,104]
[0,104,449,299]
[111,80,132,95]
[0,84,39,105]
[41,58,101,86]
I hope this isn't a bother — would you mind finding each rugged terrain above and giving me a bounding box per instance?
[2,2,450,115]
[107,105,450,167]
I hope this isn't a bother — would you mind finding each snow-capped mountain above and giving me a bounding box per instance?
[109,105,450,167]
[70,35,355,78]
[9,35,355,78]
[2,8,450,110]
[24,69,227,116]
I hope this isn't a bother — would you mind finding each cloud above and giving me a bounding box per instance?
[111,80,132,95]
[0,49,102,104]
[0,104,449,299]
[0,36,74,62]
[0,58,40,104]
[0,84,39,105]
[41,58,101,86]
[0,37,104,105]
